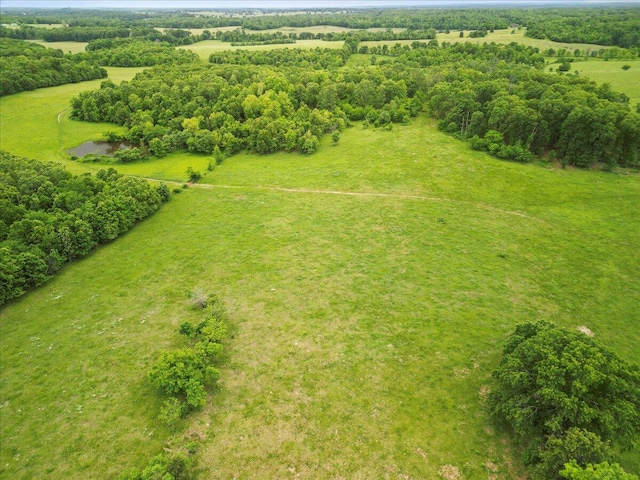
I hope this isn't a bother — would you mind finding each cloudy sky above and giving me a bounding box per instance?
[2,0,638,8]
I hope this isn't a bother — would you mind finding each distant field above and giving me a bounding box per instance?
[436,28,612,53]
[178,38,343,61]
[3,23,64,29]
[1,78,639,478]
[26,39,88,54]
[573,59,640,108]
[359,28,611,54]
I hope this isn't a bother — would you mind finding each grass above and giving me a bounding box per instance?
[571,58,640,109]
[359,28,612,53]
[26,39,88,54]
[1,80,639,479]
[0,67,143,175]
[178,39,344,61]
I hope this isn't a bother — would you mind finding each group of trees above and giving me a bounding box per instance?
[209,46,351,69]
[78,38,199,67]
[68,38,639,168]
[488,321,640,479]
[70,58,423,157]
[524,8,640,49]
[0,38,106,96]
[0,151,170,305]
[418,45,639,167]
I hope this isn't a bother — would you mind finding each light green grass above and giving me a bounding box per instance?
[178,39,344,61]
[26,39,89,54]
[0,67,143,175]
[25,23,65,29]
[437,28,612,52]
[1,82,639,478]
[572,59,640,108]
[361,28,610,53]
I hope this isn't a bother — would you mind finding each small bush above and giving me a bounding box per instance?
[159,397,188,428]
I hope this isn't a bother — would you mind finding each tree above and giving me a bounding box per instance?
[148,348,219,408]
[186,167,201,183]
[531,428,613,480]
[560,461,639,480]
[622,65,631,71]
[489,321,640,449]
[332,131,340,145]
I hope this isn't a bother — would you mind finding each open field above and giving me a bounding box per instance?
[436,28,613,52]
[1,76,640,479]
[0,67,142,175]
[359,28,612,53]
[572,59,640,108]
[26,39,88,54]
[178,38,344,61]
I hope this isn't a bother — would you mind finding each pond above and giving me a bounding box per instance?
[67,141,132,157]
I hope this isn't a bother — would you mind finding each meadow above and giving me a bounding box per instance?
[1,45,640,479]
[571,58,640,108]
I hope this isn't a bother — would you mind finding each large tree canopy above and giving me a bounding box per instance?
[488,321,640,479]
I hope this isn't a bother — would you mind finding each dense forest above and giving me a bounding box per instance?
[0,151,169,305]
[0,38,106,96]
[1,7,639,49]
[70,40,639,168]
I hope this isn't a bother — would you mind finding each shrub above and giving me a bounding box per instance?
[149,348,219,408]
[560,461,639,480]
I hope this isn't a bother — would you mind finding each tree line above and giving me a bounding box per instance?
[0,151,170,305]
[0,38,106,97]
[2,7,639,49]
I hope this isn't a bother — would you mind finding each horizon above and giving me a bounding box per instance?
[2,0,639,9]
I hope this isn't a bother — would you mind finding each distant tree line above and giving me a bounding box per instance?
[1,7,638,49]
[524,8,640,50]
[0,151,170,305]
[209,47,351,69]
[69,40,638,168]
[0,38,106,96]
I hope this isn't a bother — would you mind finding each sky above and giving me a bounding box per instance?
[1,0,639,8]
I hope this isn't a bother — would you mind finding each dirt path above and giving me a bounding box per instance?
[140,176,542,221]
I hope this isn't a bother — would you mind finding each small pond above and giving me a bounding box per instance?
[67,141,132,157]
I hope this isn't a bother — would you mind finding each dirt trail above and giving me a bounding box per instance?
[140,176,542,221]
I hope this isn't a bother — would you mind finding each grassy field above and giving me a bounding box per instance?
[572,59,640,108]
[1,75,640,479]
[26,39,89,54]
[359,28,611,54]
[0,67,143,175]
[436,28,612,53]
[178,39,344,61]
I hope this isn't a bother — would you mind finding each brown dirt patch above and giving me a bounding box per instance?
[438,464,462,480]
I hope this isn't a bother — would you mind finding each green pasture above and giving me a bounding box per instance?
[359,28,611,54]
[25,39,88,54]
[437,28,612,52]
[0,67,143,175]
[1,79,640,479]
[572,58,640,108]
[178,39,343,61]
